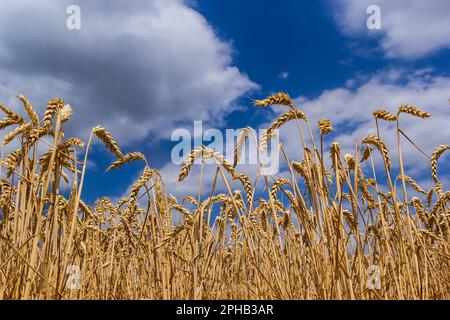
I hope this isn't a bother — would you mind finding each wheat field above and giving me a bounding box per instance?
[0,93,449,300]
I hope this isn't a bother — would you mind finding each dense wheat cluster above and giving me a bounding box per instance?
[0,93,449,300]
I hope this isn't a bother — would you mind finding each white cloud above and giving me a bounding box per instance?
[278,72,290,80]
[0,0,257,143]
[333,0,450,59]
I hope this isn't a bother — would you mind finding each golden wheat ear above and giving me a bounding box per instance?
[373,109,397,121]
[106,152,146,172]
[17,94,39,126]
[233,126,252,168]
[3,121,33,146]
[430,144,450,185]
[233,173,253,202]
[43,98,65,130]
[270,178,291,200]
[397,105,431,118]
[329,142,344,182]
[1,149,24,177]
[0,104,25,124]
[362,135,391,171]
[129,168,158,203]
[178,146,204,182]
[253,92,293,107]
[360,146,373,163]
[317,119,333,135]
[261,109,308,149]
[397,175,426,194]
[0,118,22,130]
[92,126,123,158]
[60,104,73,123]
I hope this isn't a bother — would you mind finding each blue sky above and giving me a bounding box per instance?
[0,0,449,203]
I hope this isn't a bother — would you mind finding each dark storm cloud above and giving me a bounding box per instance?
[0,0,257,142]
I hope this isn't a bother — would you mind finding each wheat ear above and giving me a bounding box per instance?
[129,168,158,203]
[233,173,253,202]
[373,109,397,121]
[396,175,426,194]
[17,94,39,126]
[0,104,24,124]
[61,104,73,123]
[233,127,252,168]
[93,126,123,158]
[317,119,333,135]
[430,144,449,185]
[253,92,293,107]
[178,146,208,182]
[362,135,391,171]
[3,121,33,146]
[43,98,64,131]
[0,118,22,130]
[262,109,307,148]
[398,105,431,118]
[329,142,344,184]
[106,152,146,172]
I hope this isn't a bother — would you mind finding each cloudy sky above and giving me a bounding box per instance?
[0,0,449,202]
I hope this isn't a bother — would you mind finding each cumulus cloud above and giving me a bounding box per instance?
[0,0,257,143]
[332,0,450,59]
